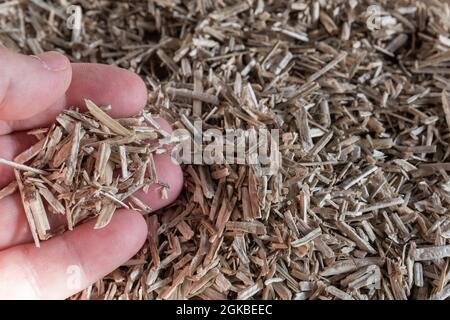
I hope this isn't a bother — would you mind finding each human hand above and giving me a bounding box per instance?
[0,48,183,299]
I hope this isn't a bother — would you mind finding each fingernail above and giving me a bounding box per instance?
[31,52,69,71]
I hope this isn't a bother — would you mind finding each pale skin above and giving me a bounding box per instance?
[0,48,183,299]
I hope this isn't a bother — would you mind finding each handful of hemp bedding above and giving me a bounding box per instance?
[0,99,173,247]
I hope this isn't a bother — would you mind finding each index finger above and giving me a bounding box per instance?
[0,62,148,135]
[0,48,72,120]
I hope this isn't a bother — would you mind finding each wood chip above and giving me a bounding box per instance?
[85,99,132,136]
[414,245,450,261]
[0,158,47,175]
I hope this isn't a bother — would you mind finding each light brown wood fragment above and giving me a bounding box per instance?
[321,258,384,277]
[356,197,404,214]
[226,221,266,235]
[414,263,423,287]
[241,186,251,221]
[198,287,227,300]
[100,191,129,209]
[342,265,381,291]
[118,145,128,179]
[129,195,152,214]
[167,87,219,105]
[38,186,65,214]
[341,165,378,190]
[335,221,376,254]
[442,90,450,133]
[176,220,194,240]
[189,268,220,296]
[160,266,190,300]
[319,11,338,34]
[325,286,354,300]
[361,220,376,242]
[278,82,319,109]
[283,209,299,236]
[14,139,46,164]
[391,213,409,238]
[314,238,335,258]
[309,52,346,83]
[299,186,309,222]
[293,105,313,152]
[291,227,322,247]
[232,236,249,265]
[193,62,203,116]
[142,113,160,130]
[198,166,214,199]
[414,245,450,261]
[51,137,71,168]
[308,130,333,157]
[397,145,436,153]
[359,138,393,149]
[94,142,111,181]
[65,122,82,185]
[156,49,179,74]
[27,186,50,240]
[319,99,331,127]
[430,285,450,300]
[85,99,131,136]
[14,170,40,247]
[271,24,308,42]
[0,157,47,175]
[100,161,114,186]
[94,203,117,229]
[215,273,232,293]
[237,280,263,300]
[210,2,250,21]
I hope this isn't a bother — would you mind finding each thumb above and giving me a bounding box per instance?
[0,48,72,120]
